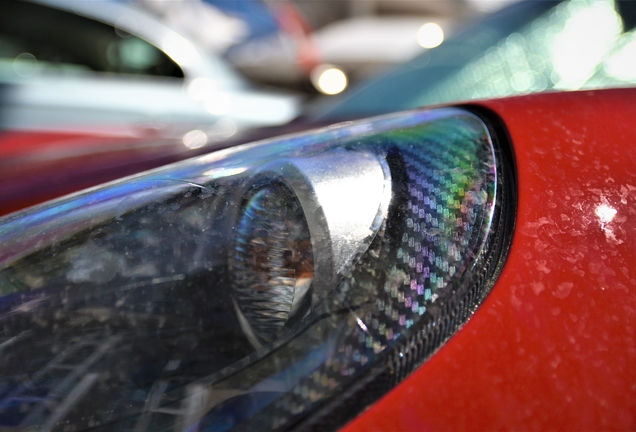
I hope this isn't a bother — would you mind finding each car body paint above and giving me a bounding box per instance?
[0,130,195,216]
[343,89,636,431]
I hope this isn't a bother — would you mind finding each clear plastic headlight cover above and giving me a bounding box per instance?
[0,108,513,431]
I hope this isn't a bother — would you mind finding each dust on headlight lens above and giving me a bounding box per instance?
[0,108,511,431]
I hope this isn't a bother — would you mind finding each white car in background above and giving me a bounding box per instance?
[0,0,300,144]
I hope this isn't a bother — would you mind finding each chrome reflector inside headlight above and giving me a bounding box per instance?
[231,180,315,348]
[0,108,513,431]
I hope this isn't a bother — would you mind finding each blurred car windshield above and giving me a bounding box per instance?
[312,0,636,121]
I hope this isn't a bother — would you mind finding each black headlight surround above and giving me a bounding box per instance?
[286,107,517,432]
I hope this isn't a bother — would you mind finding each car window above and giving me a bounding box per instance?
[314,0,636,120]
[0,0,184,80]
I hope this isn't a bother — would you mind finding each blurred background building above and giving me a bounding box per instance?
[124,0,521,95]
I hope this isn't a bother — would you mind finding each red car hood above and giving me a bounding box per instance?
[344,89,636,430]
[0,128,246,217]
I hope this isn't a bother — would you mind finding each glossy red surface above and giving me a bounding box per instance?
[0,130,207,217]
[344,89,636,430]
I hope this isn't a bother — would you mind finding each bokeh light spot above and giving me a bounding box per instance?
[312,66,348,95]
[417,23,444,49]
[182,130,208,149]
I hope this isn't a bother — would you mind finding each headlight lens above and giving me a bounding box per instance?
[0,108,513,431]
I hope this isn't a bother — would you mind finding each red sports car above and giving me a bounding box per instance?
[344,88,636,432]
[0,88,633,431]
[0,0,634,431]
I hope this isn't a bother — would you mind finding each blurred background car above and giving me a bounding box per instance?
[0,0,300,136]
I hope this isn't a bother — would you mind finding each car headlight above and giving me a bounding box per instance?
[0,107,514,431]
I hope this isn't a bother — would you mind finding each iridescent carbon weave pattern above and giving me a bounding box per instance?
[236,116,499,431]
